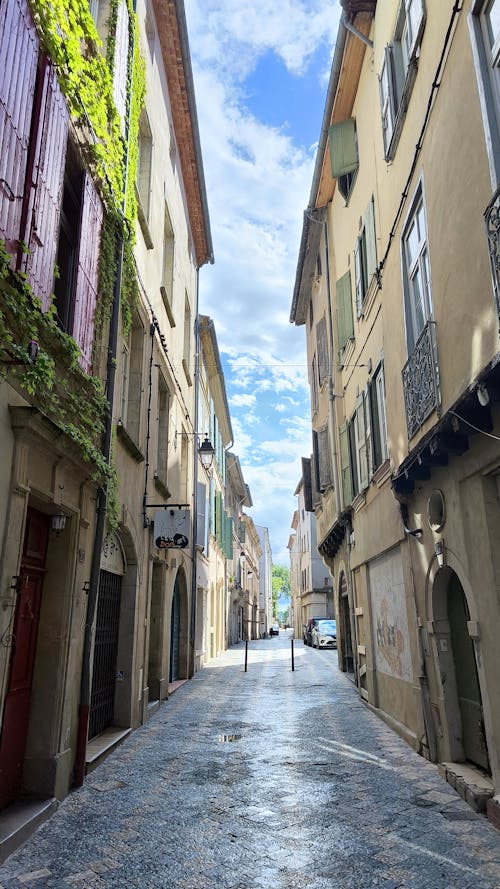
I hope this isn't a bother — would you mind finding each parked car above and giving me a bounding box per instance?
[312,619,337,649]
[304,616,325,646]
[269,624,280,636]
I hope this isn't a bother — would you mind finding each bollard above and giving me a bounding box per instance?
[244,640,248,672]
[291,637,295,672]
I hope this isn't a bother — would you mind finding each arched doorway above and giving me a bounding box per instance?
[433,567,489,772]
[170,579,181,682]
[89,533,125,739]
[447,572,489,771]
[339,572,354,674]
[169,570,188,682]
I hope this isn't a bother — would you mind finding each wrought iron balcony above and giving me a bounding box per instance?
[402,320,440,439]
[484,185,500,328]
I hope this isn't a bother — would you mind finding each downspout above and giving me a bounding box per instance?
[189,271,201,678]
[74,14,135,788]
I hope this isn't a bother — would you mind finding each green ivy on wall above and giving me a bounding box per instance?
[0,0,146,529]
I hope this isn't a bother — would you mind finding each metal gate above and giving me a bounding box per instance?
[89,569,122,739]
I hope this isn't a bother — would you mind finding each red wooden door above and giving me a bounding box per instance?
[0,508,49,809]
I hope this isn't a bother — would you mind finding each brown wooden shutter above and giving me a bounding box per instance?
[22,58,69,310]
[0,0,38,255]
[302,457,313,512]
[72,173,104,373]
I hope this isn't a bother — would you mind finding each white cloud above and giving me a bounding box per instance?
[183,0,338,565]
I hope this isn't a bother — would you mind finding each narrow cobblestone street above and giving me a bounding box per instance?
[1,633,500,889]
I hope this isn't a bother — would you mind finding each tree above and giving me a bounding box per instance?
[272,564,290,619]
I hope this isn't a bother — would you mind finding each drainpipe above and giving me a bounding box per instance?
[74,15,135,788]
[189,274,201,679]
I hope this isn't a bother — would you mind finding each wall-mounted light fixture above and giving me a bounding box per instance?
[50,513,66,535]
[240,551,246,563]
[434,539,445,568]
[0,339,39,366]
[477,384,489,407]
[198,434,215,470]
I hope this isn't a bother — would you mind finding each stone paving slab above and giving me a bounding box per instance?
[1,637,500,888]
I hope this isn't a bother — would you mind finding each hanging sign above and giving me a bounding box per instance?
[154,509,190,550]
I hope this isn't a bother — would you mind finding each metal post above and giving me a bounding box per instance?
[244,640,248,672]
[291,638,295,672]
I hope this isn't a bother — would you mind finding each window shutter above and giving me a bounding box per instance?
[363,388,373,482]
[318,424,332,492]
[329,119,358,178]
[339,422,353,507]
[336,271,354,359]
[355,396,369,490]
[196,481,206,549]
[215,490,223,548]
[238,520,246,545]
[354,239,363,316]
[408,0,426,60]
[312,430,321,499]
[226,515,233,559]
[365,196,377,283]
[72,173,104,373]
[311,354,319,413]
[379,46,396,157]
[113,0,129,132]
[368,377,382,470]
[22,58,69,310]
[0,0,38,254]
[302,457,313,512]
[209,477,215,536]
[316,317,329,385]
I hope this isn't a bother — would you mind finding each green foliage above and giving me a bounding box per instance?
[272,564,290,618]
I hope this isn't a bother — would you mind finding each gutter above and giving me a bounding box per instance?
[174,0,214,267]
[290,18,348,323]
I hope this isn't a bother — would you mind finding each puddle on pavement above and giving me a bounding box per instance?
[217,733,242,742]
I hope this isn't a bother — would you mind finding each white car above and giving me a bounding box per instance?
[311,619,337,649]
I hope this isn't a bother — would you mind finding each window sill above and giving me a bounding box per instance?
[338,336,355,370]
[154,473,170,500]
[137,197,154,250]
[160,285,176,327]
[352,491,366,513]
[182,357,193,387]
[117,421,145,462]
[359,273,380,322]
[372,458,391,488]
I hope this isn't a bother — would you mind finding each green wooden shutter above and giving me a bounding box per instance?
[339,422,353,507]
[209,478,215,536]
[215,490,222,547]
[226,515,233,559]
[329,119,358,178]
[336,271,354,360]
[238,520,246,545]
[318,424,332,492]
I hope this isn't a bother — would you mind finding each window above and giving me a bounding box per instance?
[316,316,329,386]
[402,186,432,352]
[312,426,332,495]
[471,0,500,185]
[311,354,319,415]
[160,202,175,325]
[53,144,83,334]
[379,0,426,159]
[329,118,358,202]
[309,299,313,330]
[354,197,377,315]
[353,394,370,492]
[112,0,129,133]
[137,109,153,243]
[182,293,192,385]
[155,374,170,488]
[120,316,144,445]
[369,364,389,469]
[335,271,354,364]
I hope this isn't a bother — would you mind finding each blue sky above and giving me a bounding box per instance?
[184,0,341,565]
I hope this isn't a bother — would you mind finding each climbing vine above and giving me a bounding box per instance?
[0,0,146,527]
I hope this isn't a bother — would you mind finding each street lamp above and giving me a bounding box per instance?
[198,434,215,471]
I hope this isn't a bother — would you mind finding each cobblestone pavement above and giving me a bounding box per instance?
[1,634,500,889]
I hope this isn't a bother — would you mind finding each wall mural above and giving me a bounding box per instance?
[368,548,413,682]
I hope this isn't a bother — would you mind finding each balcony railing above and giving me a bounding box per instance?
[402,320,440,439]
[484,186,500,328]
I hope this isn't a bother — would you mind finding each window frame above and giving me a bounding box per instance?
[470,0,500,188]
[401,182,433,354]
[379,0,426,161]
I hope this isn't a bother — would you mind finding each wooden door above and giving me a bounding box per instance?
[448,573,489,772]
[169,581,180,682]
[0,508,49,809]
